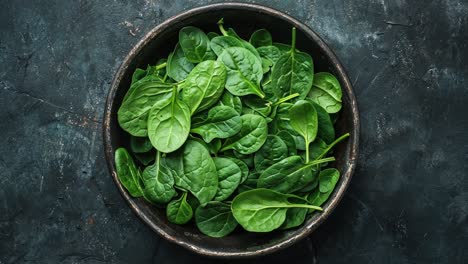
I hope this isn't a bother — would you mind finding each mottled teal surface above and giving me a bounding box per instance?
[1,0,467,263]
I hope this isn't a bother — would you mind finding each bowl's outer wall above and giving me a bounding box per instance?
[104,3,359,258]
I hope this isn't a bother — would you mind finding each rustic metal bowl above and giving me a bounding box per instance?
[103,2,359,258]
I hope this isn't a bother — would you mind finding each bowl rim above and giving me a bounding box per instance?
[103,2,360,258]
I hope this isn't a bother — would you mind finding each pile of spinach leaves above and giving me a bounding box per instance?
[115,19,349,237]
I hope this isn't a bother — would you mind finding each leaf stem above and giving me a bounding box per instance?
[272,93,300,106]
[286,204,323,211]
[291,27,297,53]
[217,18,229,36]
[155,62,167,70]
[304,157,335,168]
[306,143,310,163]
[317,133,350,160]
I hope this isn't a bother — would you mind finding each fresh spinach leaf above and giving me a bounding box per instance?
[226,157,249,184]
[242,96,271,117]
[115,148,143,197]
[276,130,297,156]
[166,192,193,224]
[179,26,210,63]
[270,28,314,100]
[308,72,342,113]
[308,168,340,207]
[231,189,322,232]
[217,47,265,98]
[195,201,238,237]
[134,150,156,166]
[180,60,226,115]
[141,151,177,204]
[253,135,288,172]
[249,29,272,48]
[289,100,318,163]
[217,90,242,114]
[310,101,335,144]
[167,43,195,81]
[191,105,241,143]
[257,156,334,194]
[147,87,191,153]
[213,157,242,201]
[118,82,173,137]
[130,136,153,153]
[237,172,260,193]
[220,114,268,154]
[164,140,218,205]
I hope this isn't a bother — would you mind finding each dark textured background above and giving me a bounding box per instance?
[1,0,467,263]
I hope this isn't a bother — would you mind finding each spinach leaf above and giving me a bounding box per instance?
[257,46,282,64]
[289,100,318,163]
[166,192,193,224]
[270,28,314,100]
[141,151,177,204]
[254,135,288,172]
[280,196,309,230]
[179,26,210,63]
[114,148,143,197]
[273,42,293,54]
[249,29,272,48]
[231,189,322,232]
[308,138,328,161]
[164,140,218,205]
[217,90,242,114]
[167,43,195,81]
[180,60,226,115]
[237,172,260,193]
[310,101,335,144]
[276,130,297,156]
[130,136,153,153]
[242,96,271,117]
[124,75,164,103]
[190,106,241,143]
[220,114,268,154]
[134,150,156,166]
[207,138,222,155]
[226,157,249,184]
[213,157,242,201]
[308,168,340,207]
[195,201,238,237]
[147,87,191,153]
[118,82,173,137]
[217,47,265,98]
[210,35,245,57]
[257,156,334,194]
[308,72,342,113]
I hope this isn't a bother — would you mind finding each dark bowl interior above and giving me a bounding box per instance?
[103,3,359,258]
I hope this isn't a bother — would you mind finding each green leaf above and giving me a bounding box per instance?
[249,29,272,47]
[179,26,210,63]
[253,135,288,172]
[141,151,177,204]
[257,46,282,65]
[180,60,227,115]
[190,106,241,143]
[217,47,265,98]
[280,196,309,230]
[289,100,318,163]
[276,130,297,156]
[114,148,143,197]
[195,202,238,237]
[308,72,342,113]
[257,156,334,194]
[130,136,153,153]
[237,172,260,193]
[117,81,173,137]
[147,88,191,153]
[134,150,155,166]
[242,96,271,117]
[220,114,268,155]
[217,90,243,114]
[310,101,335,144]
[213,157,242,201]
[231,189,322,232]
[270,28,314,100]
[166,192,193,224]
[308,168,340,208]
[226,157,249,184]
[167,43,195,81]
[164,140,218,205]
